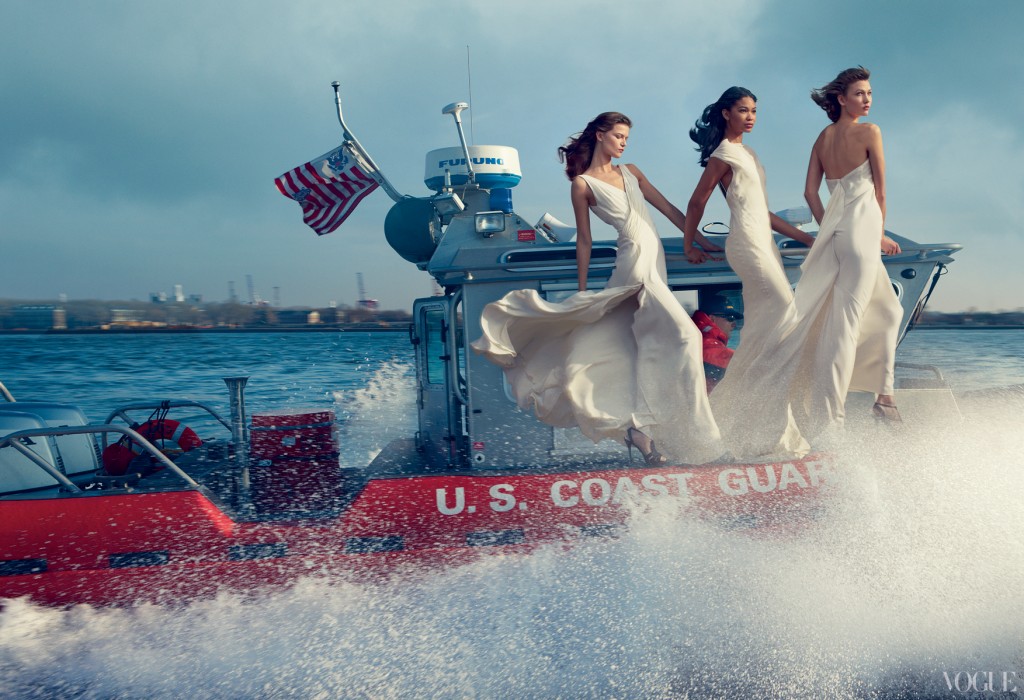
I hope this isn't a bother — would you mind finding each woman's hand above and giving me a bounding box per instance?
[685,246,709,264]
[881,235,901,255]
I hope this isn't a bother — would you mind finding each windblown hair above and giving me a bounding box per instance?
[557,112,632,180]
[811,66,871,123]
[689,87,757,167]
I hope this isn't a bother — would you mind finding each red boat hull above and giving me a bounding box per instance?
[1,454,832,607]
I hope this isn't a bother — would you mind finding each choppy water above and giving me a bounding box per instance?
[1,329,1023,699]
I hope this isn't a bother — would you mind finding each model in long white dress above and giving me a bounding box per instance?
[714,158,902,457]
[471,165,722,465]
[704,140,810,458]
[787,159,902,436]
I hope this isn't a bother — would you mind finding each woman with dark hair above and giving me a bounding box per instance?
[472,112,723,465]
[703,69,905,459]
[682,87,815,457]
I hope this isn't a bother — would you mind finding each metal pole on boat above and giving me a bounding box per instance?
[331,81,404,203]
[223,376,249,465]
[442,101,474,184]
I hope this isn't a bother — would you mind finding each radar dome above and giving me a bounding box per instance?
[425,145,521,191]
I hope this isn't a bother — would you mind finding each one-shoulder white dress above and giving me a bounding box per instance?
[471,164,722,465]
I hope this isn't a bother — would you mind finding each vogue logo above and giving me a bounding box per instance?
[942,670,1019,694]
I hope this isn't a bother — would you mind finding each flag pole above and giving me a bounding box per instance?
[331,81,404,203]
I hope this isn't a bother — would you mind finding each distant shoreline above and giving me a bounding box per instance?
[0,324,409,335]
[1,323,1021,336]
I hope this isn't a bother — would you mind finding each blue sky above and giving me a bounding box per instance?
[2,0,1021,312]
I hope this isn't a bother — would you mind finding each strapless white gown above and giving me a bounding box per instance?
[471,165,722,465]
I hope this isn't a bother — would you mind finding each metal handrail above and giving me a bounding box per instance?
[0,381,14,403]
[1,424,201,491]
[447,288,468,406]
[895,362,946,382]
[432,242,965,276]
[331,82,404,203]
[771,241,964,259]
[101,400,232,448]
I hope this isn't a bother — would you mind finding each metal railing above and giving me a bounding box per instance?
[1,424,201,492]
[101,400,232,448]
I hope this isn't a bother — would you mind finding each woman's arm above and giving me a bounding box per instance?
[769,212,815,247]
[571,177,594,291]
[629,164,723,254]
[680,158,730,264]
[865,124,900,254]
[803,136,826,225]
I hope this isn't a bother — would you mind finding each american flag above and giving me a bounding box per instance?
[274,145,379,235]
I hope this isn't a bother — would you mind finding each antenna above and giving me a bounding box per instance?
[466,45,474,145]
[442,101,474,183]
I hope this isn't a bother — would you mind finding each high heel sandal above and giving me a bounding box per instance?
[872,400,903,424]
[625,427,667,466]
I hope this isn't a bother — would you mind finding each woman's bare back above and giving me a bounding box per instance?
[815,122,877,180]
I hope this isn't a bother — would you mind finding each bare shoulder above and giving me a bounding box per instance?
[856,122,882,143]
[813,125,832,150]
[570,175,595,204]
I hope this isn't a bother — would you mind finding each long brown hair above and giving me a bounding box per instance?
[557,112,632,180]
[811,66,871,123]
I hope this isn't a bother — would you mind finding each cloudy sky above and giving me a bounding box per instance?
[2,0,1021,312]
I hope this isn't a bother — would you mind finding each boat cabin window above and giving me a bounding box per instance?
[424,308,447,385]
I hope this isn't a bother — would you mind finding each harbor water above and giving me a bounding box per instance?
[1,329,1023,699]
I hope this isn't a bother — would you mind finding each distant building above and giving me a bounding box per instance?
[174,285,185,303]
[110,309,147,324]
[11,305,61,330]
[52,307,67,330]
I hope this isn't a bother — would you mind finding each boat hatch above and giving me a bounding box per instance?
[412,293,467,467]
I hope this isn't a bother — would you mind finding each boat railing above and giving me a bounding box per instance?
[101,400,232,448]
[768,241,964,260]
[0,424,201,492]
[895,362,947,384]
[0,381,14,403]
[433,242,964,277]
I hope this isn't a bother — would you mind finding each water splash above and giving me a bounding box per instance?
[3,397,1022,699]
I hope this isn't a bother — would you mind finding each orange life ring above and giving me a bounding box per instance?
[101,419,202,475]
[136,419,203,452]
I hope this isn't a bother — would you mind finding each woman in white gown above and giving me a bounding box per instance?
[797,66,904,429]
[682,87,816,458]
[471,112,723,465]
[692,70,904,459]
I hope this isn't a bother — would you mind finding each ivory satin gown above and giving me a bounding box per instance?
[471,164,722,465]
[704,140,810,458]
[713,157,902,458]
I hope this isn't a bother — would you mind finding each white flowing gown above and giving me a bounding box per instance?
[471,164,722,465]
[705,140,810,458]
[713,158,902,457]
